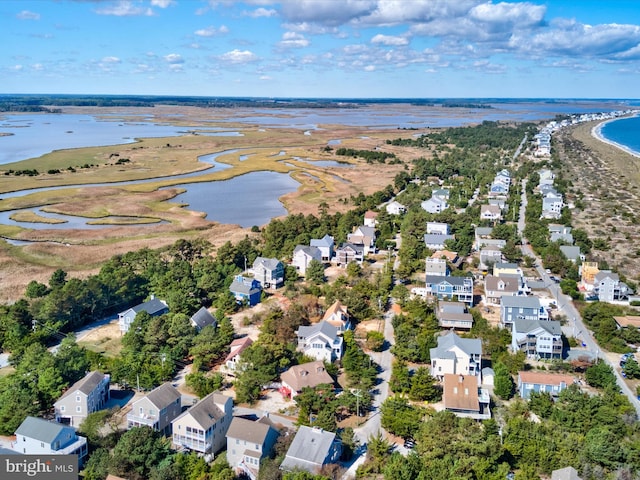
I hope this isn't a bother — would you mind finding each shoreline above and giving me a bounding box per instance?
[591,114,640,159]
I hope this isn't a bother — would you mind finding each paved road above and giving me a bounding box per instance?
[518,185,640,416]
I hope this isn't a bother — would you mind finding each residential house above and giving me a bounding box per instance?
[230,275,262,307]
[322,300,351,333]
[310,235,335,262]
[436,301,474,330]
[560,245,583,263]
[190,307,217,331]
[549,224,573,244]
[538,169,555,187]
[363,211,379,228]
[489,182,509,196]
[334,242,364,266]
[500,295,548,327]
[280,426,342,474]
[222,337,253,376]
[424,233,455,250]
[249,257,284,289]
[118,296,169,334]
[594,270,633,302]
[480,204,502,222]
[426,222,450,235]
[421,196,448,214]
[14,416,88,464]
[426,257,448,277]
[517,371,575,399]
[552,467,582,480]
[431,249,461,266]
[493,262,522,277]
[296,321,343,363]
[488,198,507,211]
[580,262,600,289]
[54,371,110,427]
[495,169,511,187]
[430,331,482,379]
[226,415,280,480]
[484,274,520,305]
[172,391,233,456]
[386,200,406,215]
[280,361,334,398]
[443,374,491,420]
[127,383,182,435]
[511,319,563,359]
[613,316,640,329]
[432,188,450,201]
[541,190,564,220]
[425,275,474,304]
[479,247,504,272]
[347,226,376,254]
[292,245,322,275]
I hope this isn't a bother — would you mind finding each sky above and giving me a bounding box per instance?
[2,0,640,99]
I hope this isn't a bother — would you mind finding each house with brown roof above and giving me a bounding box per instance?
[54,371,110,427]
[443,374,491,420]
[517,371,576,399]
[222,337,254,376]
[226,415,281,480]
[614,316,640,329]
[127,383,181,435]
[280,361,334,398]
[363,210,379,228]
[322,300,351,333]
[484,274,520,305]
[172,391,233,456]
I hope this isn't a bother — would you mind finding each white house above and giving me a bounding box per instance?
[363,211,379,228]
[426,222,450,235]
[430,331,482,380]
[512,319,563,359]
[421,196,448,214]
[14,416,88,464]
[280,426,342,474]
[226,415,280,480]
[347,226,376,254]
[310,235,335,262]
[292,245,322,275]
[480,204,502,222]
[386,200,406,215]
[296,321,343,363]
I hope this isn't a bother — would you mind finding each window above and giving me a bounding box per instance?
[60,406,65,412]
[41,442,44,448]
[76,406,81,413]
[76,396,81,402]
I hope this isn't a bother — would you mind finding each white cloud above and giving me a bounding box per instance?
[218,49,259,64]
[260,75,273,80]
[10,65,24,71]
[101,56,121,64]
[279,31,310,48]
[95,1,154,17]
[195,25,229,37]
[371,34,409,46]
[31,63,44,71]
[17,10,40,20]
[280,0,377,26]
[246,7,277,18]
[151,0,175,7]
[164,53,184,63]
[364,65,376,71]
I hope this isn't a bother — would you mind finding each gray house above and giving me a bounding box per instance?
[594,271,633,302]
[172,391,233,457]
[512,319,563,359]
[310,235,335,262]
[226,415,280,480]
[435,301,473,330]
[424,233,455,250]
[280,426,342,474]
[190,307,217,331]
[249,257,285,289]
[500,295,547,327]
[127,383,182,435]
[14,416,88,464]
[118,296,169,334]
[54,371,110,427]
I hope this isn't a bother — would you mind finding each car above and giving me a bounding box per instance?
[545,269,551,274]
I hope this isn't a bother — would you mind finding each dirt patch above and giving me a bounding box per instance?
[77,321,123,357]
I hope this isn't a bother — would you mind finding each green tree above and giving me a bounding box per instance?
[110,427,172,480]
[623,357,640,379]
[380,395,423,439]
[306,259,326,283]
[408,367,440,402]
[25,280,48,298]
[493,362,515,400]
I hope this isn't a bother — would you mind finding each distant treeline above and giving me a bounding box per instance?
[335,147,398,163]
[0,102,61,113]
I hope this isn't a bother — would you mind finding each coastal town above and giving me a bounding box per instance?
[1,106,640,480]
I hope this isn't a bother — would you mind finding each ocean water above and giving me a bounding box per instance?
[601,115,640,156]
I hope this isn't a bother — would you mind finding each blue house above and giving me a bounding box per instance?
[425,275,474,304]
[230,275,262,306]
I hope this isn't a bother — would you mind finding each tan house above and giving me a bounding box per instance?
[127,383,181,435]
[322,300,351,333]
[480,204,502,222]
[443,374,491,420]
[484,274,519,305]
[280,361,334,398]
[54,371,110,427]
[222,336,254,376]
[226,415,280,480]
[172,391,233,456]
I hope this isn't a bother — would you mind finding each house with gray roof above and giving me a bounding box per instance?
[292,245,322,275]
[310,235,335,262]
[421,196,448,214]
[280,426,342,474]
[172,391,233,456]
[560,245,582,263]
[190,307,217,331]
[549,224,573,243]
[500,295,548,327]
[430,331,482,380]
[54,371,110,427]
[594,270,633,302]
[118,296,169,334]
[424,233,455,250]
[425,275,474,304]
[230,275,262,307]
[127,383,182,435]
[435,301,473,330]
[14,416,87,464]
[552,466,582,480]
[227,415,280,480]
[512,319,563,359]
[296,321,343,363]
[249,257,284,289]
[347,226,376,254]
[334,242,364,266]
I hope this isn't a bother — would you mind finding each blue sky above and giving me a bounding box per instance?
[3,0,640,98]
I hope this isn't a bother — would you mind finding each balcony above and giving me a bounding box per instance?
[127,413,158,429]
